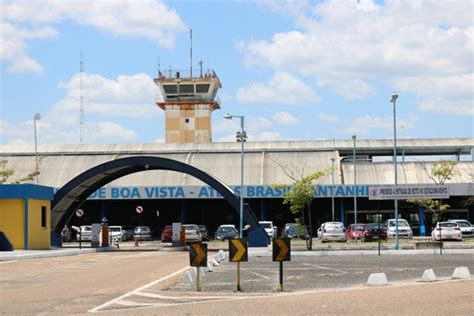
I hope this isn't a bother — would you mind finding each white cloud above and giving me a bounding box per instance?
[239,0,473,115]
[272,112,299,125]
[252,131,282,141]
[0,72,160,144]
[319,114,339,123]
[1,0,186,73]
[236,72,320,105]
[346,115,418,135]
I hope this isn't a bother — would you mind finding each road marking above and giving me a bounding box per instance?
[302,263,348,274]
[88,266,190,313]
[244,270,272,280]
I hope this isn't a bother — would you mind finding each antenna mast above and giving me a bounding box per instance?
[80,50,85,144]
[190,29,192,78]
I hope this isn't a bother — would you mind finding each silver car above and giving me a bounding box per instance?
[449,219,474,238]
[183,224,202,243]
[320,222,347,242]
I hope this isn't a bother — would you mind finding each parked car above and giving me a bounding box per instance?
[385,219,413,239]
[197,225,210,241]
[134,226,152,241]
[182,224,202,243]
[161,225,173,242]
[108,225,125,241]
[448,219,474,238]
[215,225,238,240]
[282,223,308,239]
[259,221,277,239]
[431,221,462,241]
[319,222,347,242]
[361,223,387,242]
[122,226,135,241]
[346,223,365,241]
[77,225,92,241]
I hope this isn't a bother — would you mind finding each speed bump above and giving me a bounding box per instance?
[229,238,248,262]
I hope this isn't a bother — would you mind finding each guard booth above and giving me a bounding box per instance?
[0,184,54,250]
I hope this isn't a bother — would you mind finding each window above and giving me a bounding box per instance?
[41,206,47,229]
[179,84,194,94]
[196,84,210,93]
[163,84,177,94]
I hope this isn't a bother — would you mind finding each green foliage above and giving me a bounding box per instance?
[0,159,39,184]
[407,160,457,217]
[0,160,14,184]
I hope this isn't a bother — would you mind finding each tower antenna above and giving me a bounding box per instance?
[80,50,85,144]
[190,29,193,78]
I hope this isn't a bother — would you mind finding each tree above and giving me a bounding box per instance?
[271,157,330,250]
[0,159,39,184]
[407,160,457,222]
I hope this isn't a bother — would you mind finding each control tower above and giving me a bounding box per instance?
[154,68,222,143]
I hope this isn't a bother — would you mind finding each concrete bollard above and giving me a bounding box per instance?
[183,271,194,285]
[211,258,219,266]
[421,269,437,282]
[205,260,213,272]
[217,250,225,261]
[452,267,471,279]
[366,273,388,286]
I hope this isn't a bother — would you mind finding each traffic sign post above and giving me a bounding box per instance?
[76,209,84,249]
[229,238,248,292]
[135,206,143,247]
[272,238,291,292]
[189,243,207,291]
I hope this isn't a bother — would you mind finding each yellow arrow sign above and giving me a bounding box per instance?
[230,239,247,262]
[275,239,289,261]
[191,243,206,266]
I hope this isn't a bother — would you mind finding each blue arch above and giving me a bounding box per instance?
[51,156,266,244]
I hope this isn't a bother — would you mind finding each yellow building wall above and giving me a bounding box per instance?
[0,199,24,250]
[27,199,50,250]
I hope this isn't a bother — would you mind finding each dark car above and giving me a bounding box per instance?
[361,223,387,242]
[161,225,172,242]
[134,226,152,241]
[215,225,238,240]
[282,223,309,239]
[197,225,209,241]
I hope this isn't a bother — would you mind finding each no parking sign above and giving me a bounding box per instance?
[136,205,143,214]
[75,209,84,218]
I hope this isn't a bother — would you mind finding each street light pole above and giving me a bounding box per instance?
[224,114,246,238]
[352,133,357,242]
[391,92,400,250]
[331,157,335,221]
[34,113,41,184]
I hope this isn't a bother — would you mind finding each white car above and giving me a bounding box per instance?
[320,222,346,242]
[182,224,202,243]
[448,219,474,238]
[259,221,277,239]
[431,221,462,241]
[385,219,413,239]
[77,225,92,241]
[109,225,125,241]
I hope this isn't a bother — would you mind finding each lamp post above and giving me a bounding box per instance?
[224,114,246,238]
[34,113,41,184]
[391,92,400,250]
[330,157,335,221]
[352,133,357,242]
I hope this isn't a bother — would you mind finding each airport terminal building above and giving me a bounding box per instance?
[1,138,473,238]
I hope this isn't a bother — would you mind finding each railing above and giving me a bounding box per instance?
[156,69,219,81]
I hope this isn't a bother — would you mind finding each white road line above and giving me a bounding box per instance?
[88,266,190,313]
[244,270,272,280]
[136,291,236,300]
[302,263,348,274]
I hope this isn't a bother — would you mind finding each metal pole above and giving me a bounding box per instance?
[352,134,357,242]
[34,113,41,184]
[240,117,244,238]
[331,158,335,221]
[391,93,400,250]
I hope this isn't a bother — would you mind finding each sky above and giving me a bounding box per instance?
[1,0,473,145]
